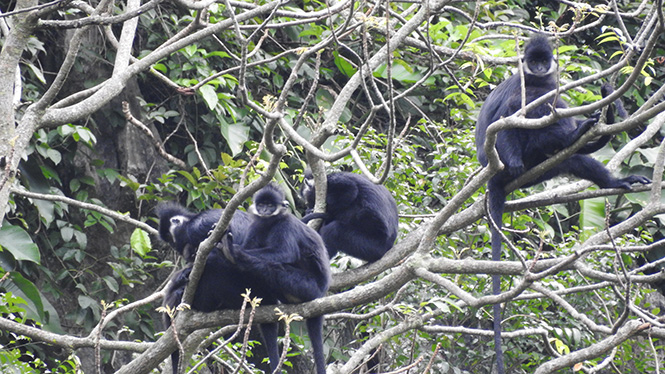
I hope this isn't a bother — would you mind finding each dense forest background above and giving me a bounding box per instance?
[1,0,664,373]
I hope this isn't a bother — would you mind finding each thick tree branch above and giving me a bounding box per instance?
[534,320,649,374]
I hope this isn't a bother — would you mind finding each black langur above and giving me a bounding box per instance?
[226,183,331,374]
[157,204,279,374]
[475,35,650,374]
[156,202,252,262]
[161,252,280,374]
[300,171,399,263]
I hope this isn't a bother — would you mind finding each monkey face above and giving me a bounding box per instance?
[168,215,189,242]
[250,201,287,217]
[524,57,556,76]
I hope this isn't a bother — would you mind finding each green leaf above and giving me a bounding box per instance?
[20,162,56,225]
[152,63,167,74]
[46,149,62,165]
[5,273,44,320]
[579,196,605,233]
[199,84,219,110]
[78,295,98,311]
[102,276,120,293]
[374,62,425,84]
[0,225,41,263]
[130,229,152,257]
[637,146,661,165]
[26,61,46,84]
[70,178,80,192]
[333,51,357,77]
[58,124,75,137]
[74,230,88,248]
[60,226,74,242]
[203,51,230,59]
[178,170,198,186]
[40,165,62,185]
[4,272,63,332]
[182,44,198,57]
[221,122,250,156]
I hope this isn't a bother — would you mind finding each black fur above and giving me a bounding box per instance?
[157,204,278,374]
[156,202,251,262]
[475,35,650,374]
[300,171,399,262]
[228,183,331,374]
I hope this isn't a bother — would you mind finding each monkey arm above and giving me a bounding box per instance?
[231,244,300,267]
[496,129,525,176]
[577,87,620,154]
[229,225,302,268]
[230,247,326,303]
[520,113,597,159]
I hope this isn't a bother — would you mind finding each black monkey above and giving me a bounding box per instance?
[475,35,650,374]
[157,204,279,374]
[300,171,399,263]
[227,182,331,374]
[156,202,252,262]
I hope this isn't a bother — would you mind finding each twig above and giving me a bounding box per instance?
[231,296,259,374]
[122,102,187,169]
[183,122,212,177]
[240,141,265,190]
[380,355,423,374]
[187,291,253,374]
[10,188,158,236]
[423,342,441,374]
[96,302,108,374]
[0,0,67,17]
[605,200,632,334]
[272,309,299,374]
[647,329,661,374]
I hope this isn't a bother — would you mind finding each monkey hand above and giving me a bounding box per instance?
[221,234,255,271]
[578,115,599,134]
[182,244,196,262]
[506,161,525,177]
[600,83,614,98]
[181,267,192,280]
[622,175,651,187]
[607,175,650,190]
[217,232,237,264]
[207,222,217,237]
[170,267,192,290]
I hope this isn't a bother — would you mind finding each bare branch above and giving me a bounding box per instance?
[122,101,187,170]
[10,187,157,235]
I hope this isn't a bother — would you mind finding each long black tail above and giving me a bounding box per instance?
[301,212,329,224]
[164,319,182,374]
[170,347,180,374]
[306,316,326,374]
[488,180,506,374]
[259,322,280,373]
